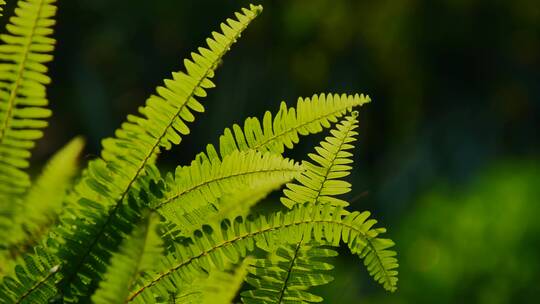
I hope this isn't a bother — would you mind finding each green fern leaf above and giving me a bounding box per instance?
[0,136,84,275]
[185,94,369,234]
[91,213,163,304]
[210,177,288,223]
[0,0,58,198]
[197,93,370,164]
[242,244,337,303]
[126,203,398,302]
[50,5,262,301]
[175,257,252,304]
[0,1,5,17]
[242,114,363,303]
[281,113,359,209]
[154,150,302,236]
[0,244,61,304]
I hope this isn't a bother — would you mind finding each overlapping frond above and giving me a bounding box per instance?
[242,114,363,303]
[0,0,58,197]
[0,244,61,304]
[56,166,162,301]
[154,150,302,236]
[126,203,398,302]
[242,244,336,303]
[210,178,287,223]
[281,114,359,209]
[51,5,262,301]
[196,93,370,164]
[0,137,84,274]
[175,258,252,304]
[92,213,163,304]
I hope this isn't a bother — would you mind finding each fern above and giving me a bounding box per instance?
[0,244,61,304]
[0,0,57,198]
[92,213,163,304]
[53,5,262,301]
[241,114,375,304]
[196,93,370,164]
[0,137,84,275]
[0,2,399,303]
[175,258,252,304]
[281,114,359,209]
[242,243,337,303]
[126,203,396,302]
[168,94,369,237]
[154,150,302,235]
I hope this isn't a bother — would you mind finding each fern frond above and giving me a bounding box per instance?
[52,5,261,301]
[281,113,359,208]
[0,244,61,304]
[0,137,84,274]
[242,114,362,303]
[196,93,370,164]
[175,257,252,304]
[241,243,336,303]
[154,150,302,236]
[91,213,162,304]
[210,177,287,223]
[56,166,162,301]
[0,0,58,197]
[127,203,398,302]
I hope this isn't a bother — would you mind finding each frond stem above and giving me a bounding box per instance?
[127,217,385,302]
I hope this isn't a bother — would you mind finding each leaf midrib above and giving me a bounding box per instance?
[0,0,46,146]
[127,216,383,302]
[61,12,256,292]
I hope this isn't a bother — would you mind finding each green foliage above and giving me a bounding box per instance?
[175,258,252,304]
[0,136,84,275]
[92,213,163,304]
[0,0,57,198]
[281,113,359,209]
[154,150,303,236]
[0,2,398,304]
[242,243,337,303]
[127,203,395,303]
[366,161,540,304]
[241,114,397,304]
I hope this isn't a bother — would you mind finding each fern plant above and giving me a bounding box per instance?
[0,1,398,303]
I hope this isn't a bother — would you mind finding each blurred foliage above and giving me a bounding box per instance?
[317,160,540,302]
[388,160,540,303]
[2,0,537,301]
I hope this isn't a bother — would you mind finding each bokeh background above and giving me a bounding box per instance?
[11,0,540,302]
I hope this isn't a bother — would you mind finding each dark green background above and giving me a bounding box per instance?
[12,0,540,302]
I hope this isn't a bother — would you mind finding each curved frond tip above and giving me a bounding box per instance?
[127,203,398,302]
[281,113,360,209]
[197,93,370,163]
[53,4,262,301]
